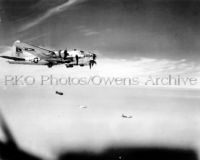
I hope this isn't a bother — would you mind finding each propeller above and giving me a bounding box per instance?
[75,55,79,65]
[92,53,97,60]
[89,53,97,69]
[89,59,97,69]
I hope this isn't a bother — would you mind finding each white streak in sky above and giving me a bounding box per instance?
[84,31,99,36]
[19,0,86,32]
[77,26,100,36]
[81,29,100,36]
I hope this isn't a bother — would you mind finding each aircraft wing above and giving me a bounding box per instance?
[41,57,73,63]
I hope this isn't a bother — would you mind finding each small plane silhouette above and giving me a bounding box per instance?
[79,105,87,109]
[122,114,133,118]
[56,91,64,95]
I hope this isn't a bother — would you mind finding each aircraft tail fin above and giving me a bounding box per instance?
[12,40,23,58]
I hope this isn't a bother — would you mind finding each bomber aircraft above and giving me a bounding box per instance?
[0,40,97,69]
[55,91,64,95]
[122,114,133,118]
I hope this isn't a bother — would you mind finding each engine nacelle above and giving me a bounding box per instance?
[54,50,68,59]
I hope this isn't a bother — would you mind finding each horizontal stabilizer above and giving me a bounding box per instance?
[7,61,47,65]
[0,56,25,61]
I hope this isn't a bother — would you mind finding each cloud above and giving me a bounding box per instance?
[0,45,199,89]
[19,0,87,32]
[93,58,196,76]
[62,57,200,88]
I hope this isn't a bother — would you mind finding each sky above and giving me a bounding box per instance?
[1,0,200,78]
[1,0,200,159]
[1,0,200,60]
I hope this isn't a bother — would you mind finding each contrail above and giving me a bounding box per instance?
[19,0,86,32]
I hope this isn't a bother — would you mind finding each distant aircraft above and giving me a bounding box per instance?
[56,91,64,95]
[79,105,87,109]
[122,114,132,118]
[0,40,97,69]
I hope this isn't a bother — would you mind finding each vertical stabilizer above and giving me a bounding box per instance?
[13,40,22,58]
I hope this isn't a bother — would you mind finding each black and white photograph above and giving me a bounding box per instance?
[0,0,200,159]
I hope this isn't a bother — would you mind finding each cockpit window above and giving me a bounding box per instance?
[16,47,22,53]
[24,48,35,51]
